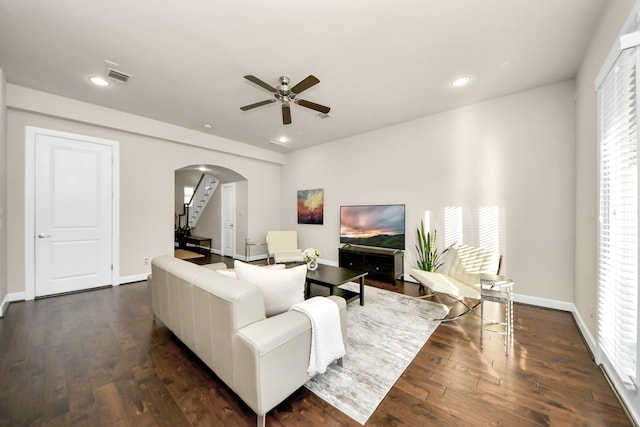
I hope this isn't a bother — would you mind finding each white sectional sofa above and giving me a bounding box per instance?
[148,255,347,427]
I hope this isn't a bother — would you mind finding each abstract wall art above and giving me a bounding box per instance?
[297,188,324,224]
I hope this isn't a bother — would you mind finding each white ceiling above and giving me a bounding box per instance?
[0,0,608,152]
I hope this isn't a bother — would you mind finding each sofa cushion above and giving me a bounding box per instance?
[214,263,286,280]
[201,262,228,271]
[234,260,306,316]
[216,269,239,279]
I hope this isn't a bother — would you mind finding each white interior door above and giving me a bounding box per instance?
[221,183,236,257]
[34,133,113,296]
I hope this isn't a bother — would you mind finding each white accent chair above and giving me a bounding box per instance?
[410,245,502,321]
[266,230,304,264]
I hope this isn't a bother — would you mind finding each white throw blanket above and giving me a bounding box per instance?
[290,297,346,376]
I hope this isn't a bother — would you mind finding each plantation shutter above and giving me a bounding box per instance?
[597,45,639,391]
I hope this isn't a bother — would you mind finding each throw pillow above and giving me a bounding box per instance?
[234,260,307,317]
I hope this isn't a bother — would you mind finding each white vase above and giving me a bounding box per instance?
[307,259,318,271]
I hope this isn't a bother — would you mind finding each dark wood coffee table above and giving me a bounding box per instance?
[306,264,368,305]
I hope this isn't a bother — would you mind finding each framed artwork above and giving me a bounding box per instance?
[297,188,324,224]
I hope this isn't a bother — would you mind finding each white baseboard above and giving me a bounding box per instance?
[120,273,149,284]
[570,307,638,426]
[513,293,574,312]
[0,294,9,318]
[511,294,597,355]
[0,271,597,360]
[403,274,576,314]
[1,291,26,317]
[570,304,596,355]
[0,275,149,315]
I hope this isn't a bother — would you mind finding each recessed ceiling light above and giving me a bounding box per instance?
[89,76,109,87]
[451,76,471,87]
[267,139,290,148]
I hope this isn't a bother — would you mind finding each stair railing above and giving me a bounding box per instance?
[187,174,219,228]
[177,174,205,228]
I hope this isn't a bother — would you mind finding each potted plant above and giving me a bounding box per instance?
[175,224,191,249]
[415,220,452,272]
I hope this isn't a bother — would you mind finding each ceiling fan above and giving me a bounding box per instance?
[240,74,331,125]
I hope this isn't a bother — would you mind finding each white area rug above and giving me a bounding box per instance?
[304,283,450,424]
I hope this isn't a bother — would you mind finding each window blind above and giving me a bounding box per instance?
[598,46,639,391]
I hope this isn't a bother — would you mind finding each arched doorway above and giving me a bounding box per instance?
[175,164,247,260]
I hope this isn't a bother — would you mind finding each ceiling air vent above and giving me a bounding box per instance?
[107,68,132,83]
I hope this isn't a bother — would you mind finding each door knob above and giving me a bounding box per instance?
[37,234,50,238]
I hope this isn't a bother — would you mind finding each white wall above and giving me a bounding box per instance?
[283,81,576,303]
[0,69,7,316]
[5,86,283,295]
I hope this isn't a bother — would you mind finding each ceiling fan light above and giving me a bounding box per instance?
[241,74,330,125]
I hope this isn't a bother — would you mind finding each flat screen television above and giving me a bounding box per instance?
[340,204,406,250]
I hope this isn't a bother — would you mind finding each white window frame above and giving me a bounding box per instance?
[595,3,640,421]
[597,45,639,391]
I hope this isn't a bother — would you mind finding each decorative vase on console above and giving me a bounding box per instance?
[303,247,320,271]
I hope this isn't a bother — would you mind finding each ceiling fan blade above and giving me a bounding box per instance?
[296,99,331,114]
[290,75,320,94]
[240,99,276,111]
[244,75,277,93]
[282,103,292,125]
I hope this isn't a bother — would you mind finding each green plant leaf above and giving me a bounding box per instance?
[415,221,450,272]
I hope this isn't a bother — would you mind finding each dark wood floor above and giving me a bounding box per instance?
[0,254,632,426]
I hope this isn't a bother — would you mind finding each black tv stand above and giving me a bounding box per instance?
[339,245,403,283]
